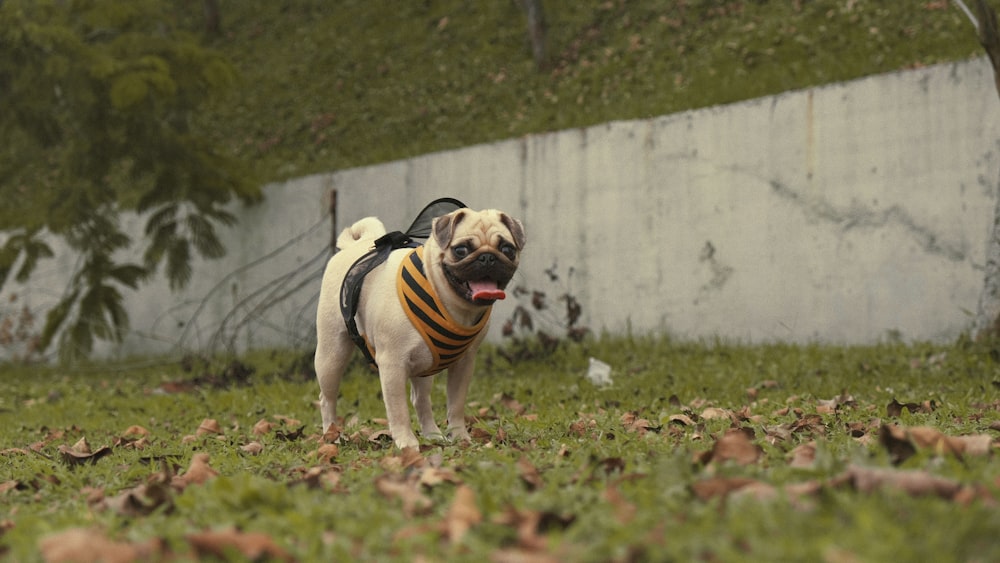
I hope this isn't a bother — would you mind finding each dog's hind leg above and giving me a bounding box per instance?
[315,328,354,434]
[410,375,444,440]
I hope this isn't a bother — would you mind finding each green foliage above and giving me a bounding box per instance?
[0,0,259,358]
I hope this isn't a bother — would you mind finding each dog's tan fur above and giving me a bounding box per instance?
[315,208,525,448]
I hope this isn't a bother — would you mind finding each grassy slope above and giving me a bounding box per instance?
[196,1,981,185]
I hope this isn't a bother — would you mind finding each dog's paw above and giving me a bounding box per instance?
[392,432,421,450]
[448,427,472,444]
[421,430,446,442]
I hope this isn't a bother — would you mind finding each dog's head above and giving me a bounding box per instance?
[430,209,526,306]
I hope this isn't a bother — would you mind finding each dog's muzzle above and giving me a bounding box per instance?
[443,250,517,305]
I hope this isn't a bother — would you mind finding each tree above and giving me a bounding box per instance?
[517,0,547,69]
[0,0,260,360]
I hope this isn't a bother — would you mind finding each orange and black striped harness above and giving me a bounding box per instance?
[396,246,489,376]
[340,233,488,376]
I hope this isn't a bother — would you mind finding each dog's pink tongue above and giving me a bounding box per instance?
[469,280,505,301]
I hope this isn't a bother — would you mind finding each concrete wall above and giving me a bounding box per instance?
[7,57,999,359]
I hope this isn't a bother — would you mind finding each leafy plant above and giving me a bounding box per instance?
[0,0,260,359]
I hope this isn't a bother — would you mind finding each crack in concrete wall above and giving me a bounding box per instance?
[769,180,967,262]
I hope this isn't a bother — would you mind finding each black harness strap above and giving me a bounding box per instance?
[339,231,420,367]
[337,197,468,369]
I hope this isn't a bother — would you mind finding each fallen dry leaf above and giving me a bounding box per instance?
[879,424,994,465]
[175,453,218,487]
[788,441,817,468]
[187,528,294,562]
[834,465,962,500]
[887,398,935,417]
[698,428,761,466]
[321,423,342,443]
[101,482,173,517]
[312,443,339,463]
[241,441,264,455]
[57,437,112,466]
[121,425,149,437]
[0,481,22,495]
[699,407,733,421]
[252,419,275,435]
[444,485,482,544]
[374,474,432,517]
[38,527,163,563]
[517,456,544,490]
[690,476,761,501]
[195,418,223,436]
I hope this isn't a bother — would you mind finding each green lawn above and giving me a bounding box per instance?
[3,338,1000,561]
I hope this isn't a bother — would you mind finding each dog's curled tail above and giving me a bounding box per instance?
[336,217,387,250]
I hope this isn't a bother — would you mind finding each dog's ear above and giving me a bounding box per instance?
[433,209,467,249]
[500,213,526,249]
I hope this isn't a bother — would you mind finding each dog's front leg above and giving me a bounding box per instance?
[379,363,420,449]
[444,353,476,443]
[410,376,444,440]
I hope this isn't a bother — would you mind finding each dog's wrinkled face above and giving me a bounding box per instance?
[432,209,526,306]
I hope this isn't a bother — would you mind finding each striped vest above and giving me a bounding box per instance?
[395,246,490,376]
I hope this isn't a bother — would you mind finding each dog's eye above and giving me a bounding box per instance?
[452,245,471,259]
[500,243,517,260]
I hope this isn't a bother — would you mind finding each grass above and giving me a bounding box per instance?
[3,2,998,560]
[189,1,983,185]
[3,337,1000,561]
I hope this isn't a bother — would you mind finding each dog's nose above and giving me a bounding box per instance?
[477,253,496,266]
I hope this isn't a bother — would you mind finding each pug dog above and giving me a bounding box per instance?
[315,208,525,449]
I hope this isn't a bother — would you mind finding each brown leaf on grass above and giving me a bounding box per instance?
[697,428,762,466]
[196,418,223,436]
[886,398,935,417]
[496,392,527,415]
[252,419,275,435]
[0,480,23,495]
[788,413,826,437]
[444,485,482,544]
[58,437,112,466]
[240,441,264,455]
[690,476,761,501]
[289,466,344,491]
[379,447,426,471]
[101,482,174,517]
[113,436,150,450]
[321,423,342,443]
[374,474,433,516]
[187,528,294,562]
[275,425,306,441]
[38,527,164,563]
[668,413,696,426]
[470,427,493,443]
[788,441,817,468]
[518,456,544,490]
[273,414,301,427]
[834,465,963,499]
[493,506,575,554]
[620,411,658,435]
[879,424,994,465]
[174,453,218,488]
[699,407,733,421]
[311,443,339,463]
[121,425,149,437]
